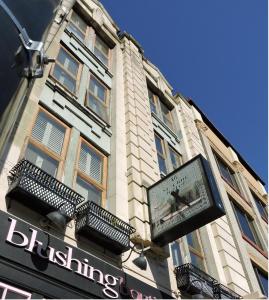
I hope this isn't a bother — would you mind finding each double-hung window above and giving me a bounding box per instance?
[154,133,182,176]
[251,191,267,221]
[186,231,206,271]
[148,88,174,130]
[214,152,239,192]
[169,146,182,171]
[75,139,107,206]
[252,264,268,297]
[232,201,263,250]
[25,109,69,178]
[171,241,183,267]
[67,11,110,68]
[86,74,109,122]
[154,133,168,175]
[94,35,110,67]
[67,11,87,42]
[51,46,81,94]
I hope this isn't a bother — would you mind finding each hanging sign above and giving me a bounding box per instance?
[148,154,225,245]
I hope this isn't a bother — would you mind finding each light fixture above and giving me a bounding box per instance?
[132,251,147,270]
[45,199,89,230]
[122,242,148,271]
[46,210,67,230]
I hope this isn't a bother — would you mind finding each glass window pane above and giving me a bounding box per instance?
[76,176,102,205]
[169,147,181,170]
[257,269,268,297]
[157,155,167,175]
[148,90,157,114]
[79,143,103,183]
[25,144,58,177]
[71,12,87,33]
[171,242,183,267]
[95,35,109,55]
[190,252,205,272]
[94,48,108,66]
[234,205,257,245]
[32,111,65,155]
[57,48,78,76]
[187,232,201,250]
[53,64,76,93]
[155,135,164,155]
[252,192,267,220]
[67,23,85,42]
[87,94,108,122]
[89,77,106,102]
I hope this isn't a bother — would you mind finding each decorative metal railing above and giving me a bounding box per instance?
[7,159,84,221]
[213,283,242,299]
[175,263,217,298]
[76,201,135,254]
[175,263,242,299]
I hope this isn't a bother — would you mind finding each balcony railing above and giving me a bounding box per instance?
[7,159,84,221]
[75,201,135,254]
[175,263,242,299]
[213,283,242,299]
[175,263,217,298]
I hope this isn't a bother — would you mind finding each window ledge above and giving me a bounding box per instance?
[45,80,112,137]
[64,28,113,78]
[242,234,268,258]
[152,112,180,143]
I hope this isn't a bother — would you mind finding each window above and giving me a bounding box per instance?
[86,74,109,122]
[154,134,168,175]
[0,282,31,299]
[186,231,206,271]
[154,133,182,176]
[51,46,81,93]
[171,241,183,267]
[148,88,174,130]
[214,152,239,191]
[251,191,267,221]
[24,110,68,177]
[75,139,107,206]
[169,146,182,171]
[67,11,87,42]
[94,35,109,67]
[253,265,268,297]
[232,202,263,249]
[67,12,110,67]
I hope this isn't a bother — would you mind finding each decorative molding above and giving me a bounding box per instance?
[93,8,104,27]
[195,120,209,132]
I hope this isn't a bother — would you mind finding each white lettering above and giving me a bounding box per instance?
[6,218,28,247]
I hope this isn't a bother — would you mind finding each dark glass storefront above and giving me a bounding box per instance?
[0,211,173,299]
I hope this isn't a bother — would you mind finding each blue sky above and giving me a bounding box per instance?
[100,0,268,185]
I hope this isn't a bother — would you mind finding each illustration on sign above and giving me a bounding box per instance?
[148,155,225,245]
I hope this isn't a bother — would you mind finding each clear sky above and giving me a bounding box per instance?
[100,0,268,186]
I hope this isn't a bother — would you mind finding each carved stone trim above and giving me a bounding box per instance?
[195,120,208,132]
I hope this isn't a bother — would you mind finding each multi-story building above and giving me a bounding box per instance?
[0,0,267,299]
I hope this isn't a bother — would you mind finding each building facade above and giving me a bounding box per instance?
[0,0,267,299]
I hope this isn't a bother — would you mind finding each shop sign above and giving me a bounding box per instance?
[0,212,172,299]
[148,155,225,245]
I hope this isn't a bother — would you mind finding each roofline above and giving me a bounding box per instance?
[187,99,265,186]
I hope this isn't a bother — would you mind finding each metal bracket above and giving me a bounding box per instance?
[0,0,55,78]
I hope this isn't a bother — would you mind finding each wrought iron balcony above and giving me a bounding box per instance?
[75,201,135,254]
[7,159,84,222]
[175,263,217,298]
[213,283,242,299]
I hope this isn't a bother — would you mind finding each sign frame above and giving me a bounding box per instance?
[147,154,225,245]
